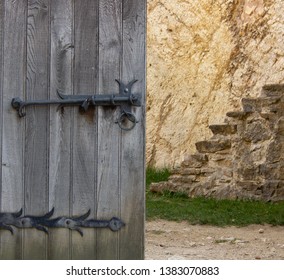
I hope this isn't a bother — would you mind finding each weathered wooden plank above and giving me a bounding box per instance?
[96,0,122,260]
[0,0,4,222]
[71,0,98,260]
[0,0,27,260]
[23,0,50,260]
[47,0,73,260]
[119,0,146,259]
[0,0,146,260]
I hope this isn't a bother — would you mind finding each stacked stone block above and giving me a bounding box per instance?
[150,85,284,201]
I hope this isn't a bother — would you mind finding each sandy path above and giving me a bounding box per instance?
[145,220,284,260]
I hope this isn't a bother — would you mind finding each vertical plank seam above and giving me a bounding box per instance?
[46,0,51,260]
[140,1,146,259]
[0,0,4,257]
[140,0,146,260]
[0,0,5,215]
[118,1,125,259]
[70,0,75,260]
[143,0,147,259]
[23,0,29,258]
[69,0,75,259]
[21,0,28,260]
[0,6,5,258]
[118,0,124,260]
[94,0,100,260]
[23,0,31,259]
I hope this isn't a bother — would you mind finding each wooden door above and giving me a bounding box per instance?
[0,0,145,260]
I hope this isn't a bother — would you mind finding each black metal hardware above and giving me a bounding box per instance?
[0,208,125,236]
[11,80,141,130]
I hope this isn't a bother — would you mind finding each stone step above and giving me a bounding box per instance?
[208,154,233,169]
[168,174,197,184]
[179,168,201,175]
[226,111,249,120]
[181,153,208,168]
[260,112,279,121]
[195,139,231,153]
[242,97,282,113]
[209,124,237,135]
[241,98,261,112]
[208,153,231,162]
[151,83,284,202]
[149,181,172,194]
[236,180,284,201]
[261,84,284,98]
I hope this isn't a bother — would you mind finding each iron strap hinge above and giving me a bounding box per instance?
[0,208,125,236]
[11,80,141,131]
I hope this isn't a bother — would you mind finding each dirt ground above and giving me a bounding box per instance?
[145,220,284,260]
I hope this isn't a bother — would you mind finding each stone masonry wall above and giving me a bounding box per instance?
[150,85,284,201]
[147,0,284,168]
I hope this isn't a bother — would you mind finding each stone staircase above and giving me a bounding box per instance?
[150,84,284,201]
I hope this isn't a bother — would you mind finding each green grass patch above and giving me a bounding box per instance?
[146,167,171,186]
[146,167,284,226]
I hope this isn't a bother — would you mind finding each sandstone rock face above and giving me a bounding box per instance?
[147,0,284,168]
[150,85,284,201]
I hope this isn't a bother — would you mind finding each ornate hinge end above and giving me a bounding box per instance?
[0,208,125,236]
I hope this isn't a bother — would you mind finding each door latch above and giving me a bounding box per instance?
[11,80,141,130]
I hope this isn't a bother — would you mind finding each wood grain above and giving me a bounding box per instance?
[48,0,73,259]
[0,0,3,221]
[23,0,50,259]
[0,0,146,260]
[119,0,146,259]
[71,0,98,259]
[96,0,122,260]
[0,0,27,260]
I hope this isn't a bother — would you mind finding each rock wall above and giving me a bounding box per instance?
[147,0,284,168]
[150,85,284,201]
